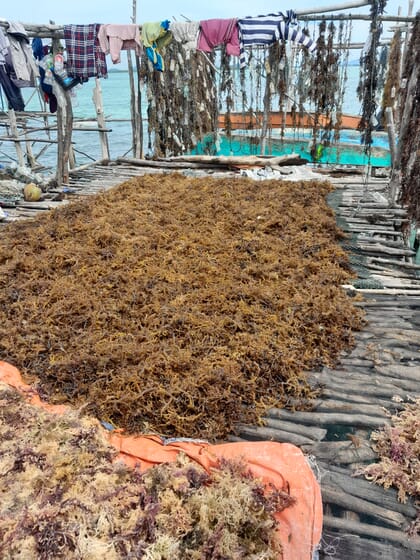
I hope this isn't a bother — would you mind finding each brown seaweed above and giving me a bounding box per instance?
[0,175,364,439]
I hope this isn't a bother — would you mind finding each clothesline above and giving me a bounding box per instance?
[1,12,319,105]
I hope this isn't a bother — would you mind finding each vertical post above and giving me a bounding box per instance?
[260,59,271,156]
[7,109,25,167]
[22,122,37,168]
[53,36,64,185]
[62,89,74,184]
[136,53,144,159]
[127,0,142,158]
[384,107,397,167]
[93,77,110,160]
[127,50,141,157]
[52,34,74,185]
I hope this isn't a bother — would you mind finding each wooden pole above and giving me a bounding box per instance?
[7,110,25,167]
[384,107,397,167]
[92,78,110,160]
[296,0,371,15]
[136,54,144,159]
[22,123,37,168]
[260,63,271,156]
[127,0,142,158]
[127,50,140,157]
[62,89,73,183]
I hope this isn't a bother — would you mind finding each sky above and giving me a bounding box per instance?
[0,0,418,44]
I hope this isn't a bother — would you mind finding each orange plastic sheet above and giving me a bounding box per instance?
[0,361,323,560]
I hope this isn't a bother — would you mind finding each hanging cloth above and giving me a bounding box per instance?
[238,11,316,68]
[170,21,200,51]
[6,21,39,87]
[63,23,108,81]
[0,27,25,110]
[32,37,57,113]
[98,24,142,64]
[141,21,172,72]
[198,19,240,56]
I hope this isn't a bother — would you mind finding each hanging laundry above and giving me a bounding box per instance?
[32,38,57,113]
[198,19,240,56]
[6,21,39,87]
[98,24,142,64]
[141,21,172,72]
[0,26,25,110]
[63,24,108,82]
[170,21,200,52]
[238,12,316,68]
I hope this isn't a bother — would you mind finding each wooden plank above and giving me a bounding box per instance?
[267,407,390,429]
[320,532,420,560]
[310,375,409,400]
[236,425,314,446]
[302,399,389,417]
[318,387,406,409]
[321,485,408,529]
[262,417,327,441]
[314,370,419,393]
[323,364,420,385]
[302,440,377,464]
[321,465,418,517]
[322,516,420,550]
[374,364,420,382]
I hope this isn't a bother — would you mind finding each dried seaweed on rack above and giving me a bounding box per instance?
[381,29,402,125]
[0,383,289,559]
[307,21,341,161]
[219,46,235,140]
[397,12,420,226]
[357,0,387,151]
[141,44,217,157]
[0,175,364,439]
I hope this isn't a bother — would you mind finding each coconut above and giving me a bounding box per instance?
[23,182,42,202]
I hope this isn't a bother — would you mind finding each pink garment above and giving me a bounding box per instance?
[98,24,142,64]
[198,18,240,56]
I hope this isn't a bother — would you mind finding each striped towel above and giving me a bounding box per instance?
[238,12,316,68]
[64,24,108,81]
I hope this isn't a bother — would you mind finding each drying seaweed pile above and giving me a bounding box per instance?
[0,382,291,559]
[0,175,364,439]
[358,398,420,536]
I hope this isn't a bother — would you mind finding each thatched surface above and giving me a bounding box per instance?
[0,174,364,439]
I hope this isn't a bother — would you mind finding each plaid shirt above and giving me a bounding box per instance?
[64,24,108,81]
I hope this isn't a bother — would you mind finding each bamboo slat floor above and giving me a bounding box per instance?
[1,161,419,558]
[232,173,420,559]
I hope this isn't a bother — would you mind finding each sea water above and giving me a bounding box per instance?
[0,65,390,170]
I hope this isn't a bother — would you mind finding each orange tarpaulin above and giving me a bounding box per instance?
[0,360,323,560]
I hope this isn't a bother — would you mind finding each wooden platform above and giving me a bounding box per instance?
[1,161,419,558]
[231,174,420,559]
